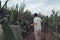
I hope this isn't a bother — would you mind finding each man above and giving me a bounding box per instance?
[31,13,42,40]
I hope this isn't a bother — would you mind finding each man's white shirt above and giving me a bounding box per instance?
[34,17,42,31]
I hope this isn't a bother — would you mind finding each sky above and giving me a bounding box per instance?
[0,0,60,16]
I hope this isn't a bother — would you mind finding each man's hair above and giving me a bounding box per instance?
[34,13,38,17]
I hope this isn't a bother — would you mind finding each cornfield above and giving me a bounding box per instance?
[0,0,60,40]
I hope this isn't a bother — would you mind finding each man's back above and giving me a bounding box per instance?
[34,17,42,31]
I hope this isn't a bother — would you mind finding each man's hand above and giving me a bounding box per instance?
[30,24,34,26]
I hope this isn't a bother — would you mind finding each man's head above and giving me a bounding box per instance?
[34,13,38,17]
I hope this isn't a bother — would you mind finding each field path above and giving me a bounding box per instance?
[24,28,55,40]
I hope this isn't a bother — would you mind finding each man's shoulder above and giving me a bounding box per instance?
[34,17,40,19]
[36,17,42,22]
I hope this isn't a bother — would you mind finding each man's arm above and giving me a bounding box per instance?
[31,22,37,26]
